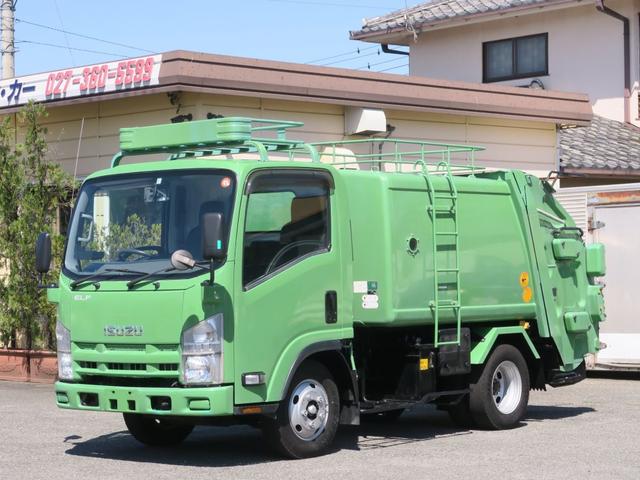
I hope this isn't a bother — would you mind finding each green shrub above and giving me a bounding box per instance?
[0,102,74,350]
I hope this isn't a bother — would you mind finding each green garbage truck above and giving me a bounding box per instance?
[36,117,606,458]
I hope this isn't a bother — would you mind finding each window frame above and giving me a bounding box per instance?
[241,168,334,291]
[482,32,548,83]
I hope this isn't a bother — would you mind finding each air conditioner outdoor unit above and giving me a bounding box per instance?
[345,107,387,136]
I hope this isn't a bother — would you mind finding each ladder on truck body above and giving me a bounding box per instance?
[424,160,462,347]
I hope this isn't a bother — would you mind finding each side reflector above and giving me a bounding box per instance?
[242,372,266,386]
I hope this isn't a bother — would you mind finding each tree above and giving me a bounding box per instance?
[0,102,74,350]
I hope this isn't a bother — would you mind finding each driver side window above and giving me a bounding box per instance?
[243,172,331,287]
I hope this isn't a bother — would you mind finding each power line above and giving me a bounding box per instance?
[357,55,406,70]
[319,49,380,66]
[53,0,75,64]
[17,40,128,58]
[15,18,155,54]
[377,63,408,73]
[306,44,378,64]
[267,0,395,9]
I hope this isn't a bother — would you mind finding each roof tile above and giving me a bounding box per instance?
[559,116,640,173]
[352,0,554,38]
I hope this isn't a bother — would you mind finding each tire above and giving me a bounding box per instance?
[469,344,530,430]
[263,360,340,459]
[446,396,475,428]
[123,413,194,446]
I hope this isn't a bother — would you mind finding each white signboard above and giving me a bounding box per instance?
[0,54,162,109]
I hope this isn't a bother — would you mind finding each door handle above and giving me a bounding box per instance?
[325,291,337,324]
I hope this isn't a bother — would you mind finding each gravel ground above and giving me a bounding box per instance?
[1,375,639,480]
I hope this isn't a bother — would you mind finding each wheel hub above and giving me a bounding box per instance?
[288,380,329,441]
[491,360,523,415]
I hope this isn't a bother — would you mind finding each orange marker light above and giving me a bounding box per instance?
[241,406,263,415]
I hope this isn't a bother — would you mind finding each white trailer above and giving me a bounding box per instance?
[556,182,640,370]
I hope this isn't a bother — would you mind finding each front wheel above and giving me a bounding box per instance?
[469,344,530,429]
[123,414,194,446]
[262,360,340,458]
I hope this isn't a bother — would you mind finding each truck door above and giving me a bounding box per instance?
[234,169,345,405]
[519,174,599,370]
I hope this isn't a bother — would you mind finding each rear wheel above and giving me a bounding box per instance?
[263,360,340,458]
[123,414,194,446]
[469,344,530,429]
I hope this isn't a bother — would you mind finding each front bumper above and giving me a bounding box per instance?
[55,381,234,416]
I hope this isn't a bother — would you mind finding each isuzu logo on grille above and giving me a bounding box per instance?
[103,325,144,336]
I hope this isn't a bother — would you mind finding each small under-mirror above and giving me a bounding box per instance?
[170,249,196,271]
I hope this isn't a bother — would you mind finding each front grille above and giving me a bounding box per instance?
[104,343,145,352]
[107,362,146,371]
[73,342,180,378]
[158,363,179,372]
[155,344,179,351]
[81,375,179,388]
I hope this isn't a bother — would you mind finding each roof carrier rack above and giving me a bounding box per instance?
[311,138,484,175]
[112,117,311,167]
[111,116,485,175]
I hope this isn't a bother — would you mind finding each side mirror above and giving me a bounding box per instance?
[202,212,226,261]
[35,232,52,274]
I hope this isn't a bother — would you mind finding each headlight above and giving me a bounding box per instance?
[180,313,223,385]
[55,320,73,380]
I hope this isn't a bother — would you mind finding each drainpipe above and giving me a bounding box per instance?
[381,44,409,56]
[595,0,630,123]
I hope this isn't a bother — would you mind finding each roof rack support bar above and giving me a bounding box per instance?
[297,143,321,163]
[244,140,269,161]
[111,151,124,168]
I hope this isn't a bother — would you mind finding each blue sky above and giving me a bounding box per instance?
[12,0,412,76]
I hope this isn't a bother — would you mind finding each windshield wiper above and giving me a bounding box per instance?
[70,268,148,290]
[127,260,215,289]
[126,266,176,289]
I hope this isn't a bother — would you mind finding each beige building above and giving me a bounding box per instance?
[351,0,640,186]
[0,50,589,181]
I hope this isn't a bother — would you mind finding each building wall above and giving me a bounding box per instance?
[17,92,557,179]
[410,0,640,125]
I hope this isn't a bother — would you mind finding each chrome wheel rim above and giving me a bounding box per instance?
[491,360,522,415]
[288,379,329,441]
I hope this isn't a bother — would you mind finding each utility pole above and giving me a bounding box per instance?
[1,0,15,79]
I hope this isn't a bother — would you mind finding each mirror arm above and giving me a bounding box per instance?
[209,258,215,285]
[201,259,215,286]
[37,273,58,289]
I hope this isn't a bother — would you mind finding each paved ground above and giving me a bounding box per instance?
[1,375,639,480]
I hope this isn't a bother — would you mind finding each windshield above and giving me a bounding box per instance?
[64,170,235,277]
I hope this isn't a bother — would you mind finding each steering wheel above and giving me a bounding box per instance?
[265,240,324,275]
[116,245,162,262]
